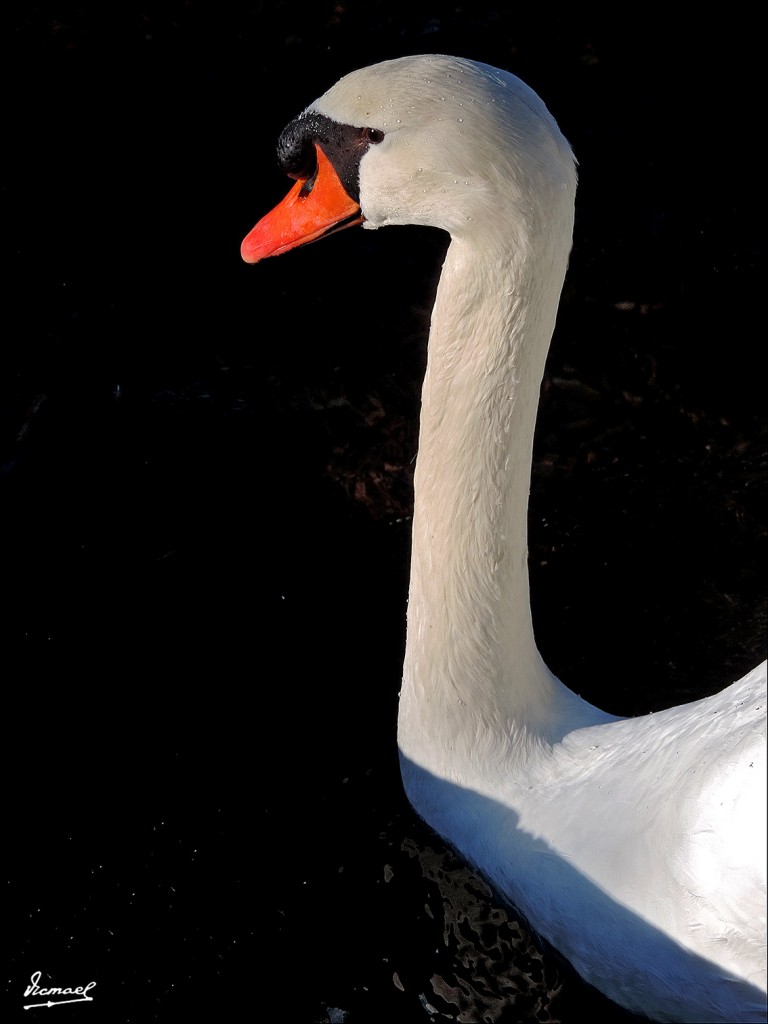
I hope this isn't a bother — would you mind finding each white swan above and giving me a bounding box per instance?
[240,54,767,1023]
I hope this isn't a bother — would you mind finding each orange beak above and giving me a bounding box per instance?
[241,144,363,263]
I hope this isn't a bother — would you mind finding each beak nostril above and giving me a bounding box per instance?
[299,176,316,200]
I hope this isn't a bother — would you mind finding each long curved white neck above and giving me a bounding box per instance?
[399,227,604,778]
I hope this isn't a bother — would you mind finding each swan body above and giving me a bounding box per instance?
[241,54,767,1023]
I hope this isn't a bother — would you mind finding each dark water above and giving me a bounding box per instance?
[5,6,765,1022]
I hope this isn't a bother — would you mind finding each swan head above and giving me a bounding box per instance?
[241,54,577,261]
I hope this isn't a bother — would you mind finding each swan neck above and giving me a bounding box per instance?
[400,229,572,759]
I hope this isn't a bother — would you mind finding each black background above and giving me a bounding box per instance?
[5,5,765,1022]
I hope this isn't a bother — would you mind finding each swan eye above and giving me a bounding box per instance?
[365,128,384,144]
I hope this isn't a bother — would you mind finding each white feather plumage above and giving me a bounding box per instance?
[261,54,768,1022]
